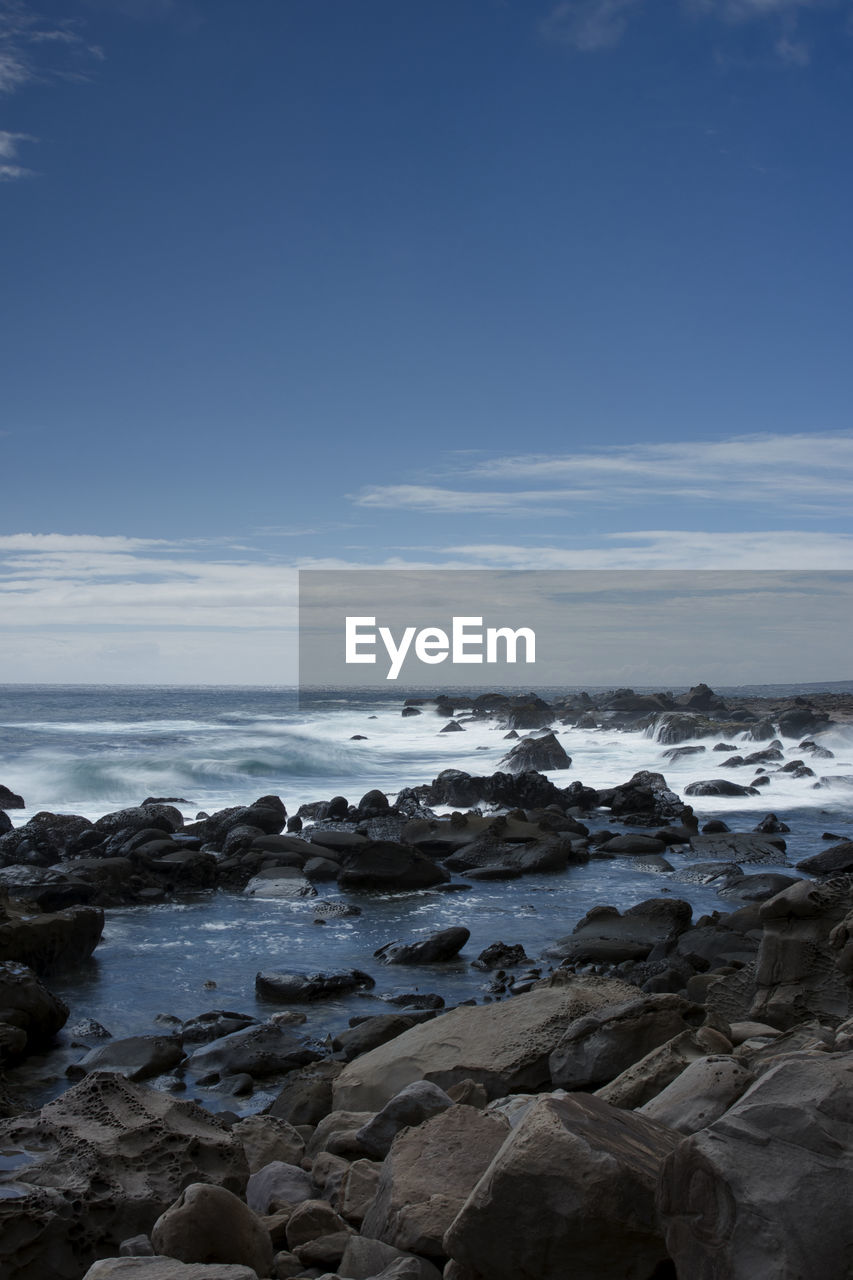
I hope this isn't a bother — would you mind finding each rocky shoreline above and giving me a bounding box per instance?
[1,685,853,1278]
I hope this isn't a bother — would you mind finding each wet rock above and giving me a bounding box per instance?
[0,785,25,809]
[472,941,529,970]
[545,897,692,964]
[444,1093,679,1280]
[180,1011,259,1046]
[717,873,800,904]
[604,770,688,826]
[336,842,449,891]
[243,867,316,899]
[67,1034,185,1083]
[0,960,68,1057]
[687,832,787,865]
[151,1182,273,1274]
[498,732,570,775]
[379,927,470,965]
[187,1023,322,1079]
[661,744,706,761]
[255,969,375,1002]
[798,840,853,876]
[685,779,759,797]
[333,1015,417,1061]
[0,1073,248,1280]
[0,903,104,973]
[269,1061,343,1127]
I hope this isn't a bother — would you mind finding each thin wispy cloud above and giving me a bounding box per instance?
[352,432,853,517]
[540,0,843,59]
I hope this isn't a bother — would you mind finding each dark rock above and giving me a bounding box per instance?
[187,1022,322,1079]
[402,706,422,717]
[473,941,529,970]
[255,969,375,1002]
[378,926,470,965]
[0,785,25,810]
[333,1015,417,1061]
[440,720,465,733]
[687,833,787,864]
[0,960,68,1057]
[661,745,706,762]
[269,1060,344,1127]
[684,779,758,797]
[797,841,853,876]
[180,1010,259,1045]
[717,873,800,903]
[67,1034,185,1083]
[546,898,693,965]
[499,732,570,775]
[0,904,104,974]
[337,841,449,891]
[356,789,390,819]
[606,771,687,826]
[753,813,790,833]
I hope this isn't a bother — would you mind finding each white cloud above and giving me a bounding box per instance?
[444,529,853,569]
[540,0,644,50]
[352,432,853,516]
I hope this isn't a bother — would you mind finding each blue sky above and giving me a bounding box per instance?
[2,0,852,681]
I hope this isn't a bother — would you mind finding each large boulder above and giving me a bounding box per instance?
[750,877,853,1027]
[337,843,450,891]
[444,1093,679,1280]
[150,1183,273,1274]
[68,1035,185,1083]
[545,897,692,964]
[0,1073,248,1280]
[658,1052,853,1279]
[0,960,68,1058]
[498,732,570,775]
[380,928,470,965]
[361,1105,510,1258]
[638,1054,754,1133]
[333,977,638,1111]
[186,1023,322,1079]
[603,771,687,826]
[596,1026,735,1111]
[798,841,853,876]
[255,969,374,1002]
[0,904,103,974]
[548,992,702,1090]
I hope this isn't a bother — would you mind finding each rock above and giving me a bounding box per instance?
[685,779,758,797]
[595,1025,734,1110]
[638,1054,754,1133]
[605,770,687,826]
[658,1052,853,1279]
[498,733,570,775]
[0,784,25,809]
[245,1161,314,1214]
[338,1236,442,1280]
[231,1115,306,1173]
[599,834,667,854]
[68,1034,185,1083]
[0,904,104,974]
[255,970,375,1002]
[472,941,529,970]
[546,897,692,964]
[0,960,68,1055]
[355,1081,454,1159]
[151,1183,273,1274]
[333,977,638,1111]
[94,806,182,837]
[82,1263,261,1279]
[181,1011,259,1045]
[285,1198,351,1249]
[687,832,787,865]
[379,927,470,965]
[548,992,702,1090]
[0,1073,248,1280]
[750,877,853,1027]
[717,872,799,903]
[444,1093,679,1280]
[333,1015,416,1061]
[798,840,853,875]
[243,868,316,899]
[420,768,568,811]
[337,843,449,891]
[187,1023,322,1079]
[440,721,465,733]
[338,1159,383,1225]
[361,1105,510,1258]
[269,1060,343,1127]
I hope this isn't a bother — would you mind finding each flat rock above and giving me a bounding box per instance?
[333,976,639,1111]
[187,1023,321,1079]
[68,1035,185,1083]
[255,969,374,1002]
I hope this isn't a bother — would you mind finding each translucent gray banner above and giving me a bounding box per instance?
[298,569,853,691]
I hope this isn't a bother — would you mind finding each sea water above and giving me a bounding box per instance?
[1,684,852,1109]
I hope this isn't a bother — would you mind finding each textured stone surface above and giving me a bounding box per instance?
[444,1093,679,1280]
[548,992,701,1089]
[361,1105,510,1258]
[0,1073,248,1280]
[658,1052,853,1279]
[638,1054,754,1133]
[333,977,638,1111]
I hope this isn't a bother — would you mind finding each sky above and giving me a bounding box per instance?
[1,0,852,683]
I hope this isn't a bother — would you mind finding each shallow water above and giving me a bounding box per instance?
[1,684,852,1112]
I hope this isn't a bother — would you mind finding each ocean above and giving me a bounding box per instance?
[2,683,852,1111]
